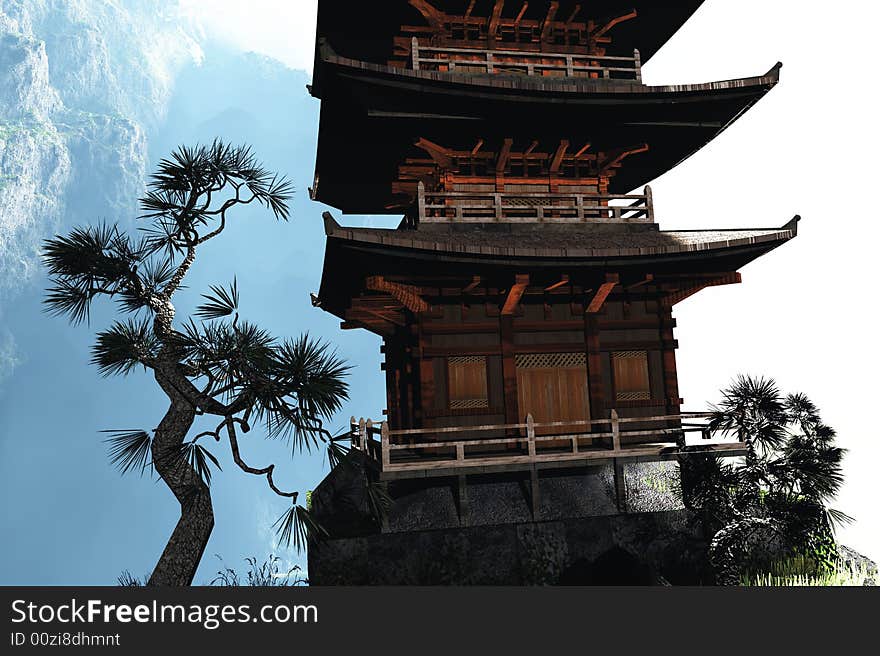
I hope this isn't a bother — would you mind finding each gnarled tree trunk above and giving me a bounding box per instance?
[147,374,214,586]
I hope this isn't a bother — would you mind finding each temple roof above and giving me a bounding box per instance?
[315,1,706,66]
[323,213,798,264]
[311,53,780,213]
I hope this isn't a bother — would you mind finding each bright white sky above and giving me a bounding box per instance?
[179,0,880,562]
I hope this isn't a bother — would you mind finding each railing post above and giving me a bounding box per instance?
[381,421,391,469]
[486,51,494,74]
[365,419,373,452]
[456,443,465,462]
[527,413,536,458]
[412,37,420,71]
[494,192,503,221]
[633,48,642,82]
[358,417,366,450]
[566,55,574,77]
[417,181,427,222]
[611,409,621,451]
[644,185,654,222]
[350,416,358,448]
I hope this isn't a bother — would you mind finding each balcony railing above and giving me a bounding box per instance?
[349,411,747,477]
[411,38,642,81]
[417,182,654,224]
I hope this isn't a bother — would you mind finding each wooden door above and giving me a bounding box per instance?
[516,353,590,439]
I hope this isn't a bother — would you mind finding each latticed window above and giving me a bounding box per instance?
[447,356,489,409]
[612,351,651,401]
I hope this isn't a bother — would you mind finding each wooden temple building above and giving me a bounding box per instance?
[306,1,798,584]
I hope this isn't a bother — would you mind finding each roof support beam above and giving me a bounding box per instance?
[415,137,453,169]
[586,274,619,314]
[550,140,570,173]
[489,1,506,35]
[541,1,560,41]
[365,276,430,314]
[502,275,530,315]
[463,276,482,293]
[667,273,741,306]
[626,274,654,291]
[545,275,570,292]
[496,138,513,173]
[409,0,445,29]
[591,9,638,41]
[599,143,649,174]
[514,2,529,27]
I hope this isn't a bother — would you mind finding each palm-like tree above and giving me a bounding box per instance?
[683,375,850,584]
[44,141,351,586]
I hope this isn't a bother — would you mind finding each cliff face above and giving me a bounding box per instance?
[0,0,201,297]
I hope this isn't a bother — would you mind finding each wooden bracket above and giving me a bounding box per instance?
[365,276,430,314]
[502,274,530,316]
[586,274,619,313]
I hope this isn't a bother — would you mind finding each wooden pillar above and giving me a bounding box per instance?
[500,314,519,425]
[584,314,605,421]
[417,320,434,424]
[530,466,541,520]
[659,298,681,415]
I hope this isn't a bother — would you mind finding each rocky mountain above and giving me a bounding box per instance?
[0,0,202,299]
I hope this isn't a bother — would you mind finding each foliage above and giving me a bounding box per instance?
[44,142,356,578]
[740,555,872,587]
[210,555,307,587]
[679,375,850,585]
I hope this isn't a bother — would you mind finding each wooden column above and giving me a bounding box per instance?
[584,314,605,421]
[659,298,681,415]
[417,320,434,425]
[500,314,519,425]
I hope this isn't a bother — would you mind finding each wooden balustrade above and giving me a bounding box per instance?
[411,38,642,82]
[348,411,745,475]
[417,182,654,224]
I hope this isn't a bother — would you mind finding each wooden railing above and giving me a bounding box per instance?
[417,182,654,224]
[349,411,746,475]
[411,38,642,81]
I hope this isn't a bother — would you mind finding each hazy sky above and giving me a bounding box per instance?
[2,0,877,583]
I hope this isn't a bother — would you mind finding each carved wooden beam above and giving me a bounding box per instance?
[591,9,638,41]
[489,0,506,35]
[502,274,530,315]
[599,143,649,174]
[666,273,741,306]
[409,0,445,29]
[541,1,560,40]
[550,140,570,173]
[586,274,620,313]
[496,138,514,173]
[365,276,430,314]
[415,137,453,169]
[545,275,570,292]
[463,276,483,293]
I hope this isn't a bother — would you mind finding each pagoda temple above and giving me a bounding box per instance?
[306,1,797,585]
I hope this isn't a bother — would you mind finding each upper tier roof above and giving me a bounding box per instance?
[314,1,706,66]
[311,55,781,213]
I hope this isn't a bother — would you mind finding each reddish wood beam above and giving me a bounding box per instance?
[544,274,570,292]
[496,138,513,173]
[550,140,570,173]
[591,9,638,41]
[463,276,482,293]
[573,143,592,159]
[599,143,649,174]
[541,1,560,40]
[514,2,529,27]
[586,274,619,314]
[471,138,484,155]
[502,274,530,315]
[415,137,453,169]
[667,273,742,306]
[566,4,581,25]
[409,0,445,29]
[465,0,477,19]
[489,1,506,35]
[524,139,539,155]
[366,276,430,314]
[626,274,654,291]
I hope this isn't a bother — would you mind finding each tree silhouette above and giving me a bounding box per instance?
[44,141,350,586]
[680,375,850,584]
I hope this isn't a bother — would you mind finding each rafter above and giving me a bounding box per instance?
[496,138,514,173]
[550,140,570,173]
[502,275,530,315]
[586,274,619,313]
[591,9,638,41]
[365,276,430,314]
[409,0,445,29]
